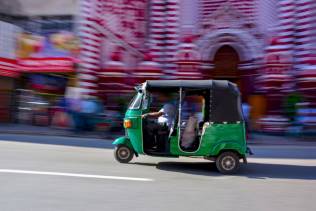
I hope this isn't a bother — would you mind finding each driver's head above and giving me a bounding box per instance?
[159,92,172,102]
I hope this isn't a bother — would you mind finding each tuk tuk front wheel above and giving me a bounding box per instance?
[216,151,240,174]
[114,144,134,163]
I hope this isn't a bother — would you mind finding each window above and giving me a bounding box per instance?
[142,95,149,110]
[128,92,143,109]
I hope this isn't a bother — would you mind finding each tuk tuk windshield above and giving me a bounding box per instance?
[128,92,143,109]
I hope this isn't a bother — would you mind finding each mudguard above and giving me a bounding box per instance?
[112,136,134,151]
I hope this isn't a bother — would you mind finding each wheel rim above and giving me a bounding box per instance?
[221,155,236,171]
[118,147,130,160]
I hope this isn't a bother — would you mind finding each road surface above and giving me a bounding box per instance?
[0,134,315,211]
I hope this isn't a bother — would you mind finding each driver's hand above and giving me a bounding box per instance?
[141,114,147,119]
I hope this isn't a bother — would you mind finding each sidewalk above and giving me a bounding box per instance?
[0,124,116,139]
[0,123,315,146]
[248,133,316,146]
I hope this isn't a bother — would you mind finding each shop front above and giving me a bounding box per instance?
[16,57,76,125]
[0,57,19,123]
[15,30,79,126]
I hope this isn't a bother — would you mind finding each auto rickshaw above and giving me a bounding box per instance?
[113,80,251,174]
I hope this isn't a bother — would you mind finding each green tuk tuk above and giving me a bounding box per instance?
[113,80,251,174]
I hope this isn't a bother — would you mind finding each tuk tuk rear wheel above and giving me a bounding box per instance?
[114,144,134,163]
[216,151,240,174]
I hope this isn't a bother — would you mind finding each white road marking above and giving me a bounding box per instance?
[0,169,154,182]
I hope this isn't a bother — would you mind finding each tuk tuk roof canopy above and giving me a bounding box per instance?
[144,80,244,123]
[145,80,237,93]
[145,80,211,89]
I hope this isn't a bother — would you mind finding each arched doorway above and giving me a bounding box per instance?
[198,31,264,128]
[212,45,241,86]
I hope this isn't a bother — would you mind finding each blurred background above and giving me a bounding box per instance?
[0,0,315,136]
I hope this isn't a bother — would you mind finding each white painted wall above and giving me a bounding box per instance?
[179,0,199,34]
[256,0,278,38]
[0,21,21,59]
[0,0,78,16]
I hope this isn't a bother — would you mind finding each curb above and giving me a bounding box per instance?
[247,142,316,146]
[0,130,120,140]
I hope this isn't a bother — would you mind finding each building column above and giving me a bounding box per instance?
[276,0,296,54]
[148,0,167,67]
[77,0,103,96]
[164,0,180,75]
[148,0,180,77]
[293,0,316,69]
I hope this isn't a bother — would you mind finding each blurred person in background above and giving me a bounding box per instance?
[68,95,83,133]
[284,92,302,123]
[242,101,251,138]
[51,96,72,129]
[81,95,99,131]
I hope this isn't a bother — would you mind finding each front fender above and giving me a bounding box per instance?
[210,141,246,156]
[112,136,133,150]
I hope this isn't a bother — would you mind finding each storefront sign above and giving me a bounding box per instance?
[18,57,74,72]
[29,74,68,93]
[17,32,79,59]
[16,31,79,73]
[0,57,19,78]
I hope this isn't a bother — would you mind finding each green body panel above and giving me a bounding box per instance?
[124,109,144,154]
[113,136,133,150]
[170,123,246,156]
[202,123,246,156]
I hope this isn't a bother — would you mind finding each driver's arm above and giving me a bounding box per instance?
[142,111,164,118]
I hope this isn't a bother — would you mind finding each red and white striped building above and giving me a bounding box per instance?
[257,0,316,132]
[77,0,316,132]
[77,0,264,95]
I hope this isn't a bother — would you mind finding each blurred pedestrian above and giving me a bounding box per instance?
[242,102,251,139]
[81,95,99,131]
[68,96,83,132]
[51,97,71,128]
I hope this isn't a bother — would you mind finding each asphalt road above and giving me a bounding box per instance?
[0,134,315,211]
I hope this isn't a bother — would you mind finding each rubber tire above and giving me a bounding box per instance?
[216,151,240,174]
[114,144,134,163]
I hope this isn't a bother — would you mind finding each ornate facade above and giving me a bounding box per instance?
[77,0,316,132]
[78,0,264,93]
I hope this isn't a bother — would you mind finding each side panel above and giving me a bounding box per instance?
[169,123,246,156]
[125,109,144,154]
[203,123,247,156]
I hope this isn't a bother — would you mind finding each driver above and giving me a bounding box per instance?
[142,102,176,129]
[141,94,176,151]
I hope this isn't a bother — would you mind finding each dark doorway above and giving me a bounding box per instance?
[212,45,240,87]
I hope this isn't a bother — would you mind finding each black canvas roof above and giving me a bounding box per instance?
[145,80,213,88]
[145,80,231,90]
